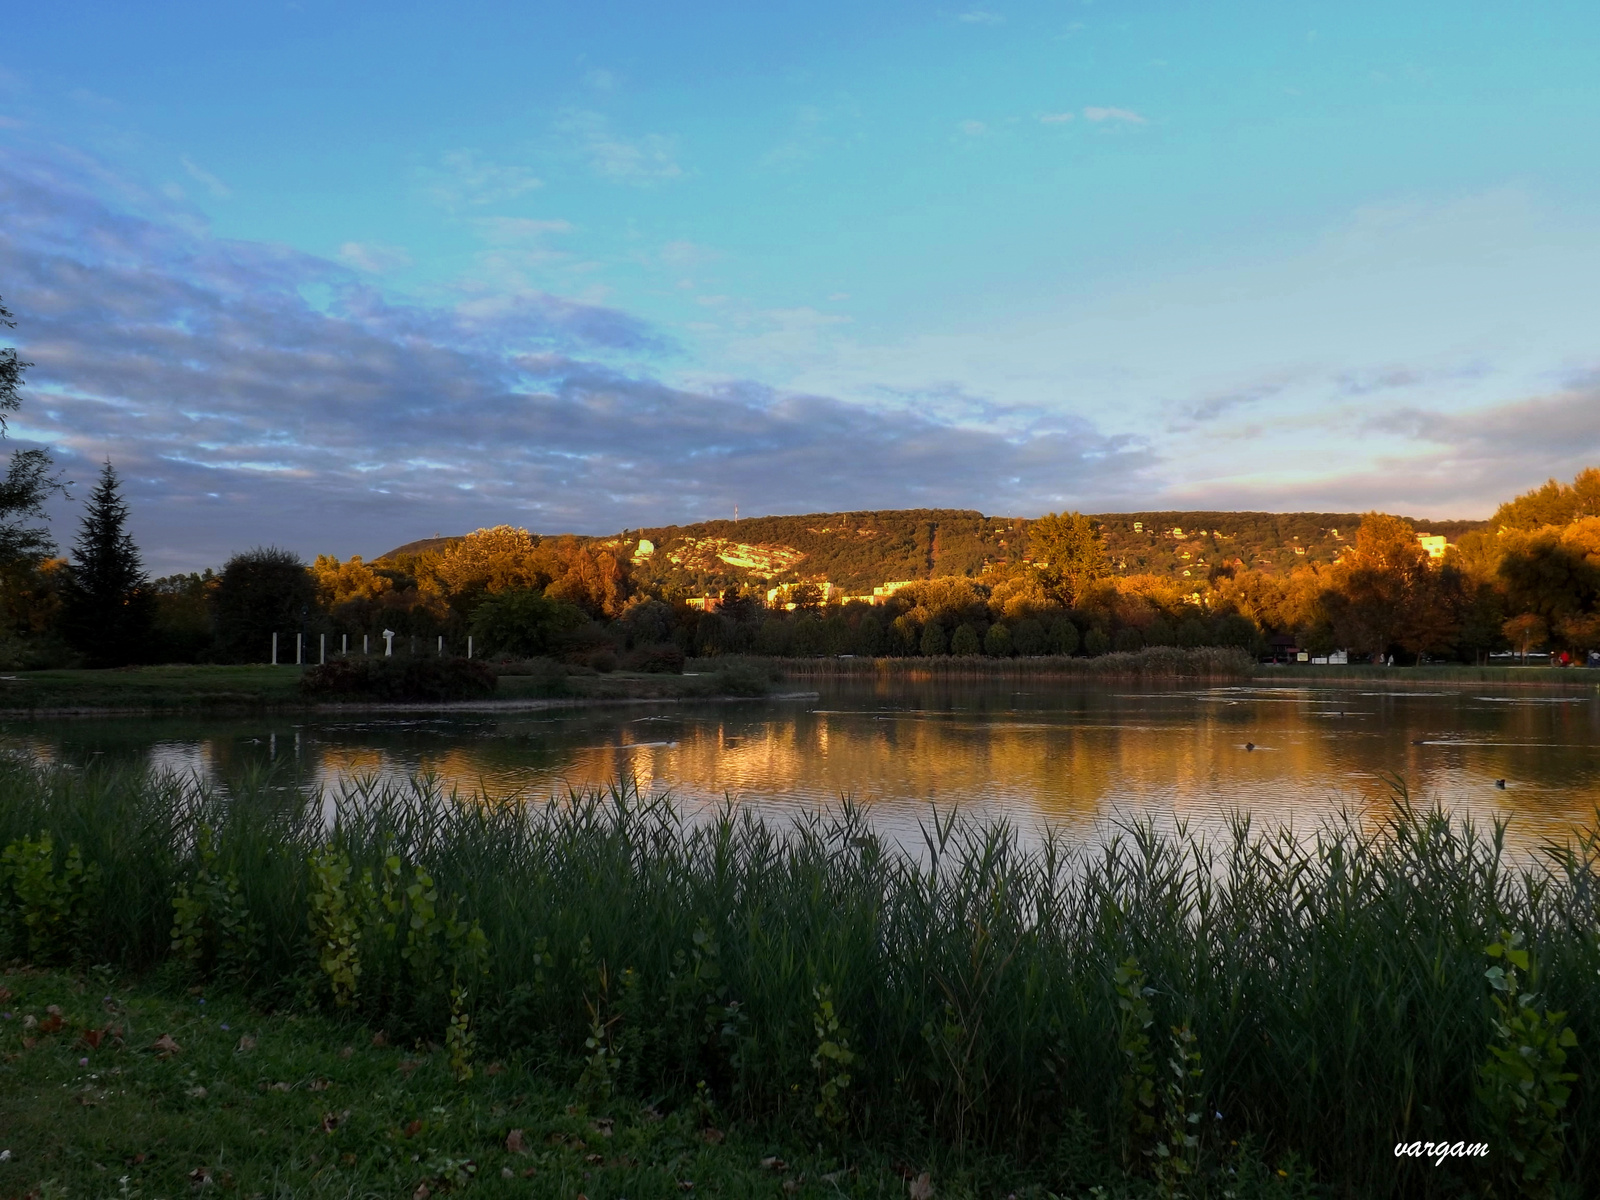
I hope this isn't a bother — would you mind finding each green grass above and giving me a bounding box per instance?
[1257,663,1600,686]
[774,646,1254,678]
[1,760,1596,1196]
[0,665,307,712]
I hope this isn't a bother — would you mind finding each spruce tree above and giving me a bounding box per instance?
[61,461,153,665]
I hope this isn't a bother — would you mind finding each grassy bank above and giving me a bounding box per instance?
[2,761,1596,1196]
[0,660,794,714]
[775,645,1255,679]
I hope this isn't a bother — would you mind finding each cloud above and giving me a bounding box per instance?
[337,242,413,274]
[179,156,232,199]
[1038,112,1075,124]
[0,141,1146,571]
[959,10,1005,23]
[471,217,575,245]
[1083,107,1148,124]
[957,120,988,137]
[428,150,544,208]
[557,109,683,184]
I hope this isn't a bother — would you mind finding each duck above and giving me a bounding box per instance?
[1245,742,1255,751]
[1495,779,1506,789]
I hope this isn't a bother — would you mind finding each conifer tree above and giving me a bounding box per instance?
[0,295,66,565]
[61,461,152,665]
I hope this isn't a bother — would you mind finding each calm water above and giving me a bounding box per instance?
[5,678,1600,848]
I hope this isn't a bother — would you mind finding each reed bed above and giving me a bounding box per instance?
[774,644,1255,679]
[2,756,1596,1195]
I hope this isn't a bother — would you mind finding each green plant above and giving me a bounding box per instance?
[1114,957,1159,1169]
[1,832,100,962]
[1478,930,1579,1197]
[811,983,855,1129]
[170,825,259,984]
[1152,1024,1204,1194]
[306,845,366,1005]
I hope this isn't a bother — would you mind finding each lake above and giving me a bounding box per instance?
[5,677,1599,849]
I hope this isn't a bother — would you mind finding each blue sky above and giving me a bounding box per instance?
[3,1,1599,570]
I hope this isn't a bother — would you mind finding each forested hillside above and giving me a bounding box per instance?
[382,508,1487,593]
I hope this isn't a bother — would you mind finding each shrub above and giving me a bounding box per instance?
[468,588,584,658]
[950,623,981,656]
[299,656,497,702]
[1083,626,1111,656]
[625,643,686,674]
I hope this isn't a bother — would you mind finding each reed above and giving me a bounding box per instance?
[1,756,1596,1195]
[774,644,1255,679]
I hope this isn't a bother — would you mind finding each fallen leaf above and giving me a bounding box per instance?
[701,1127,724,1145]
[501,1167,514,1179]
[46,1004,63,1017]
[0,986,12,1001]
[411,1185,429,1200]
[783,1181,800,1195]
[309,1078,330,1092]
[678,1183,695,1193]
[187,1086,208,1099]
[404,1119,423,1138]
[505,1129,527,1154]
[339,1046,353,1059]
[126,1153,149,1166]
[909,1172,934,1200]
[521,1167,537,1179]
[81,1028,106,1050]
[188,1165,213,1187]
[341,1153,356,1166]
[36,1014,65,1035]
[22,1014,36,1029]
[270,1082,291,1092]
[320,1109,349,1133]
[371,1031,388,1047]
[398,1058,423,1077]
[152,1034,182,1057]
[591,1118,614,1138]
[235,1035,256,1053]
[760,1157,787,1171]
[20,1036,36,1049]
[484,1061,505,1076]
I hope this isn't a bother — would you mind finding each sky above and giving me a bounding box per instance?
[2,1,1599,573]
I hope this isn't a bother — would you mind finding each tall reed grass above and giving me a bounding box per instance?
[1,755,1595,1194]
[775,644,1254,679]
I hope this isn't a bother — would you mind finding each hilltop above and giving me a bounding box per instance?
[379,507,1488,593]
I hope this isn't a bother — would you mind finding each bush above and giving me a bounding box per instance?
[468,588,585,658]
[299,655,497,702]
[1083,627,1111,656]
[625,642,686,674]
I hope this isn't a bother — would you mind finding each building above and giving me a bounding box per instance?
[1415,533,1449,560]
[870,580,918,604]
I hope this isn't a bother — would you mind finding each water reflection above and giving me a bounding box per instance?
[4,680,1598,849]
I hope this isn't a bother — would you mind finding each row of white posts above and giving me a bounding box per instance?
[269,631,474,665]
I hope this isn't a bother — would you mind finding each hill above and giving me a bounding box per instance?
[378,507,1489,593]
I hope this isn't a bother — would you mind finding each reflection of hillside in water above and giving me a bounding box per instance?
[4,682,1597,850]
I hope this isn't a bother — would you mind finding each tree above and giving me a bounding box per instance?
[59,462,153,666]
[1327,513,1431,660]
[1028,511,1109,605]
[950,623,981,656]
[1501,613,1546,664]
[920,622,948,656]
[0,296,66,567]
[467,588,584,658]
[211,547,319,662]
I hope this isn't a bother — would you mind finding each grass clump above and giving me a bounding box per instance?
[299,656,498,703]
[0,758,1597,1195]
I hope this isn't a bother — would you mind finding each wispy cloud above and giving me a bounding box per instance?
[957,119,988,137]
[557,109,682,184]
[179,155,231,198]
[428,150,544,208]
[0,142,1147,569]
[1038,112,1075,124]
[1083,107,1148,124]
[337,242,412,274]
[959,10,1005,24]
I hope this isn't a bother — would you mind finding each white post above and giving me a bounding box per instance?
[296,633,303,665]
[363,634,369,656]
[438,635,444,657]
[341,634,348,655]
[383,628,395,657]
[467,635,473,659]
[320,634,326,665]
[271,632,278,665]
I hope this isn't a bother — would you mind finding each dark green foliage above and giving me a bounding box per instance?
[149,570,217,661]
[299,655,497,702]
[983,621,1012,656]
[211,546,319,662]
[59,461,154,666]
[920,621,948,656]
[468,587,585,658]
[623,642,686,673]
[0,297,65,566]
[1084,626,1111,655]
[3,760,1595,1194]
[1049,615,1079,654]
[950,622,981,655]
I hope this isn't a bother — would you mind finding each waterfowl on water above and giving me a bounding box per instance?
[1245,742,1255,751]
[1495,779,1506,789]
